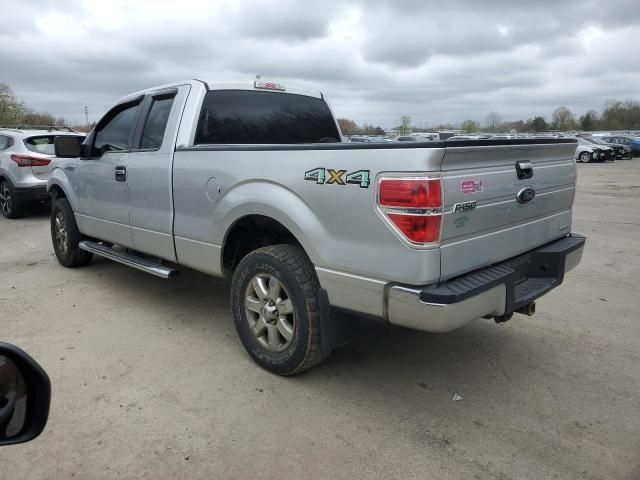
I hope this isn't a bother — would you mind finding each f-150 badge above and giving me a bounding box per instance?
[453,201,477,213]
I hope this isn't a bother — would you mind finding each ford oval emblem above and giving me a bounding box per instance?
[517,187,536,204]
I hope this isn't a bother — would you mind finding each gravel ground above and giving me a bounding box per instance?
[0,160,639,479]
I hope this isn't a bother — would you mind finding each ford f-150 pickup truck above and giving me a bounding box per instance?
[47,79,585,375]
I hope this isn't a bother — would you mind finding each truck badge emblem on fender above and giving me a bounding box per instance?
[304,168,370,188]
[517,187,536,204]
[453,200,476,213]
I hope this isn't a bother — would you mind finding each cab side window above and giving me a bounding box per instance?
[139,95,175,150]
[93,102,140,155]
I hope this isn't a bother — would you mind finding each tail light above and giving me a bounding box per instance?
[377,177,443,246]
[11,154,51,167]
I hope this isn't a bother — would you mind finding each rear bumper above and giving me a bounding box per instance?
[387,233,586,333]
[14,185,49,202]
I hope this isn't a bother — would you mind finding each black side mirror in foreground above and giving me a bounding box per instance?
[54,136,83,159]
[0,342,50,446]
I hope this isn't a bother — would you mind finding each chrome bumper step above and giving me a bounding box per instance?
[79,241,178,279]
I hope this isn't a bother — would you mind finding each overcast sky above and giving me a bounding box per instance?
[2,0,639,128]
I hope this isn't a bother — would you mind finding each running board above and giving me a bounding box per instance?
[79,241,179,279]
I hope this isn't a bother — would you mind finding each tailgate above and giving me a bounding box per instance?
[439,139,577,280]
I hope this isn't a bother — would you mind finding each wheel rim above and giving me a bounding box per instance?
[580,152,590,163]
[244,274,295,352]
[54,211,69,255]
[0,184,11,216]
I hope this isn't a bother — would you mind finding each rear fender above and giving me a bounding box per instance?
[215,181,326,265]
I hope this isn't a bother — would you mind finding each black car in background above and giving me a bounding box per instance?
[599,135,640,157]
[586,137,632,159]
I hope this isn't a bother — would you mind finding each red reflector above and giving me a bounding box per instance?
[10,154,51,167]
[387,213,441,243]
[379,178,442,208]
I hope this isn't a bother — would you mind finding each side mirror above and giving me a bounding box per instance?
[0,343,50,446]
[54,136,83,158]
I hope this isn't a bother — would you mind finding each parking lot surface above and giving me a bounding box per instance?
[1,161,639,480]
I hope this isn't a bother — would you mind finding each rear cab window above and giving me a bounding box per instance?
[195,90,340,144]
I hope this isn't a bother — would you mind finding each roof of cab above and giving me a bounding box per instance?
[120,79,323,103]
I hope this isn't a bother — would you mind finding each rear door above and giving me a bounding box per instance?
[439,140,577,280]
[126,85,189,261]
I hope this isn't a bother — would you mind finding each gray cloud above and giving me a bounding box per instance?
[1,0,639,127]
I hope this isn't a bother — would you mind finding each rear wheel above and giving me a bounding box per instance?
[51,197,92,267]
[578,151,591,163]
[230,244,326,375]
[0,180,24,219]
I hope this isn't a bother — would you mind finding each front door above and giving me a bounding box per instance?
[76,99,142,248]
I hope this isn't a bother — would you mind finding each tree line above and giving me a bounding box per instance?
[337,118,386,136]
[344,98,640,136]
[0,82,67,127]
[459,98,640,134]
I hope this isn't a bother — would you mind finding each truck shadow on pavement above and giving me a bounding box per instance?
[89,257,544,396]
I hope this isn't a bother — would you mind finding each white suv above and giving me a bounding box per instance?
[0,127,84,218]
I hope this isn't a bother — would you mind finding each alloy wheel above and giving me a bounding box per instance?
[244,274,295,352]
[0,184,11,216]
[54,211,69,256]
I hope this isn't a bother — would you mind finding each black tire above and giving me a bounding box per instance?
[0,180,24,219]
[51,197,92,268]
[230,244,326,375]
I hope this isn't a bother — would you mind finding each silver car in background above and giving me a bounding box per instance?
[0,127,84,218]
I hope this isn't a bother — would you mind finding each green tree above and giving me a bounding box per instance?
[601,99,640,129]
[0,82,26,125]
[551,106,577,131]
[579,110,599,131]
[529,116,548,132]
[461,119,479,133]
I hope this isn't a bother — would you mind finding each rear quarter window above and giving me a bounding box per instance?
[24,136,57,155]
[195,90,340,144]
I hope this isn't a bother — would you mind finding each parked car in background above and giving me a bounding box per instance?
[0,127,85,218]
[599,135,640,157]
[395,135,418,141]
[583,137,631,160]
[575,137,608,163]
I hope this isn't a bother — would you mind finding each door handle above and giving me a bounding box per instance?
[515,161,533,180]
[115,166,127,182]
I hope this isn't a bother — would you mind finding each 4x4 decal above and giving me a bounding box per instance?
[304,168,370,188]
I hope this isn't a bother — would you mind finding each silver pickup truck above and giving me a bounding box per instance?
[47,79,585,375]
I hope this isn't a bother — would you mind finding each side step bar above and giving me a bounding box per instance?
[79,241,179,279]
